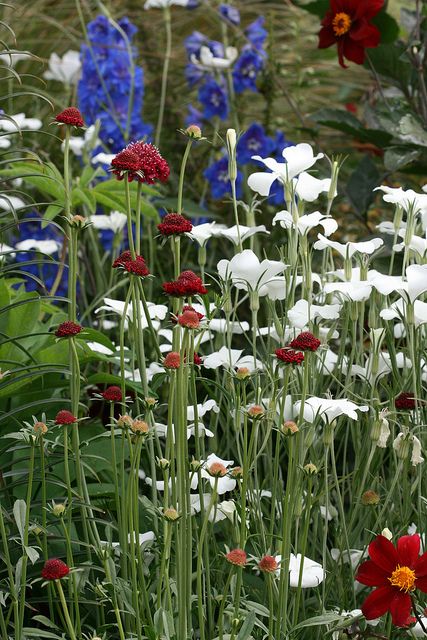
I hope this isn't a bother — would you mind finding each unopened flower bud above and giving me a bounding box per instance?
[303,462,318,475]
[361,490,380,506]
[393,431,411,460]
[69,214,87,229]
[190,459,202,472]
[207,462,228,477]
[52,503,66,517]
[381,528,392,540]
[163,507,179,522]
[157,457,170,470]
[185,124,202,139]
[34,421,48,435]
[231,466,243,479]
[247,404,264,419]
[32,525,43,536]
[131,419,149,435]
[145,397,157,408]
[226,128,237,181]
[117,414,133,429]
[236,367,250,380]
[281,420,298,436]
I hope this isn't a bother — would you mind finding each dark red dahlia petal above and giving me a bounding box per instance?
[356,560,389,587]
[415,551,427,578]
[361,585,395,620]
[318,25,337,48]
[389,592,412,627]
[350,20,381,46]
[368,535,398,574]
[415,575,427,593]
[396,534,420,568]
[342,37,366,65]
[354,0,384,21]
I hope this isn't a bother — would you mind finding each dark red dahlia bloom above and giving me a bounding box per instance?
[126,141,170,184]
[124,257,150,277]
[162,270,207,297]
[55,321,83,338]
[356,534,427,627]
[158,213,193,236]
[101,386,123,402]
[111,149,143,182]
[318,0,383,68]
[41,558,70,580]
[55,410,77,425]
[289,332,321,352]
[275,348,304,365]
[395,392,416,411]
[55,107,84,127]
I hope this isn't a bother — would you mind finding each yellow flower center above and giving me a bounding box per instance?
[389,565,416,592]
[332,12,352,37]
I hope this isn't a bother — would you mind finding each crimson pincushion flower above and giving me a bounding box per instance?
[55,410,77,425]
[158,213,193,236]
[162,271,207,297]
[226,549,247,567]
[41,558,70,580]
[101,386,123,402]
[55,321,83,338]
[275,348,304,365]
[395,392,416,411]
[55,107,84,127]
[318,0,383,68]
[113,250,133,269]
[111,148,143,182]
[289,332,321,352]
[178,309,200,329]
[259,555,279,573]
[112,250,150,277]
[356,534,427,627]
[126,141,170,184]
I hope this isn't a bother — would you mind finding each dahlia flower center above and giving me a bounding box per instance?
[389,565,416,592]
[332,12,352,37]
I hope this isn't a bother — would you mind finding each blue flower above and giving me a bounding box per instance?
[204,155,243,200]
[219,4,240,26]
[185,104,204,128]
[78,15,152,153]
[198,78,228,120]
[237,123,275,165]
[233,47,264,94]
[245,16,268,50]
[184,31,224,59]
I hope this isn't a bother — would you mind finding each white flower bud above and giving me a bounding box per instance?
[381,528,392,540]
[411,435,424,466]
[377,415,390,448]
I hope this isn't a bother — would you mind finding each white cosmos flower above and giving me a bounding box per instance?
[274,554,325,587]
[294,173,332,202]
[191,45,238,70]
[193,453,236,494]
[323,281,373,302]
[95,298,168,325]
[188,222,225,247]
[0,136,11,149]
[87,342,114,356]
[90,211,127,234]
[91,152,115,166]
[203,346,261,371]
[376,220,406,235]
[43,50,81,84]
[331,548,366,569]
[393,230,427,257]
[208,318,250,334]
[0,52,31,67]
[380,299,427,327]
[295,396,369,423]
[15,239,60,254]
[190,494,236,522]
[0,112,42,132]
[375,185,427,215]
[127,362,165,383]
[314,234,383,258]
[155,421,214,440]
[247,142,324,197]
[0,195,26,212]
[288,299,341,329]
[351,352,411,384]
[187,399,219,422]
[144,0,189,7]
[217,249,287,295]
[273,210,337,237]
[372,264,427,303]
[219,224,269,245]
[320,504,338,521]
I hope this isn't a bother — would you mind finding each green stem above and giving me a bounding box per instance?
[56,580,78,640]
[177,140,192,216]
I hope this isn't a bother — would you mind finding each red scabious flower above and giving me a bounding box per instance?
[101,386,123,402]
[111,149,143,182]
[226,549,247,567]
[113,250,133,269]
[41,558,70,580]
[356,534,427,627]
[55,321,83,338]
[164,352,181,369]
[55,410,77,425]
[158,213,193,236]
[289,332,321,352]
[318,0,383,68]
[275,348,305,365]
[178,309,200,329]
[126,141,170,184]
[163,271,207,297]
[55,107,84,127]
[124,257,150,277]
[395,392,416,411]
[193,353,202,366]
[259,555,279,573]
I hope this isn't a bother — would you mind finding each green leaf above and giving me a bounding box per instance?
[397,114,427,147]
[24,545,39,564]
[237,611,256,639]
[310,108,392,147]
[13,499,26,543]
[71,186,97,213]
[384,146,421,171]
[22,629,63,639]
[365,43,412,87]
[345,155,380,216]
[295,0,328,17]
[372,10,400,44]
[31,615,59,629]
[293,613,344,631]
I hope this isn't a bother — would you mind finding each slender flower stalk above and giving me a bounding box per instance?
[155,6,172,146]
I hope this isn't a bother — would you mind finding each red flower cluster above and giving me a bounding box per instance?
[178,309,200,329]
[111,141,170,184]
[164,352,181,369]
[395,392,416,411]
[158,213,193,236]
[112,250,149,277]
[41,558,70,580]
[356,534,427,627]
[193,353,202,366]
[55,321,83,338]
[259,555,279,573]
[163,271,207,297]
[289,332,321,352]
[226,549,247,567]
[275,348,304,365]
[55,410,77,425]
[101,386,123,402]
[318,0,383,68]
[55,107,84,127]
